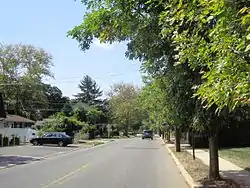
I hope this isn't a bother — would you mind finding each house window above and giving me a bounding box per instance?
[4,122,9,128]
[13,122,17,128]
[19,123,23,128]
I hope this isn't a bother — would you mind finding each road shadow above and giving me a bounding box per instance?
[124,147,160,150]
[0,155,41,168]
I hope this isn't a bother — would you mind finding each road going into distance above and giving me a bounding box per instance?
[0,138,188,188]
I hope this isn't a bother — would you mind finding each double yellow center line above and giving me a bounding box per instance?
[42,164,89,188]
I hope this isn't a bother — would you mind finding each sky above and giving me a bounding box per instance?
[0,0,142,98]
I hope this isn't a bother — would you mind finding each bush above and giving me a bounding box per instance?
[3,136,9,146]
[8,136,21,146]
[15,137,20,145]
[9,138,14,146]
[38,130,45,137]
[111,129,120,137]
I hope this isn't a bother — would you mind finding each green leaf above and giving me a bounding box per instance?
[245,44,250,52]
[246,34,250,40]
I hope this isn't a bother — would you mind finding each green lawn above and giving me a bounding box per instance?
[219,147,250,171]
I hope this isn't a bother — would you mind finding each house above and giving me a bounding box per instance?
[0,114,38,143]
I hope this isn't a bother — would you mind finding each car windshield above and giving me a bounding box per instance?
[144,130,152,134]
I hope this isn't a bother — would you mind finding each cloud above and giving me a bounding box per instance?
[93,39,115,50]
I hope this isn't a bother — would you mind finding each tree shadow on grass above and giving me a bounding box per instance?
[0,155,41,168]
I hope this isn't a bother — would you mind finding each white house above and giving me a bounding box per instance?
[0,114,38,142]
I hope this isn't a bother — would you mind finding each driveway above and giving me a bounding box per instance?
[0,138,188,188]
[0,144,80,169]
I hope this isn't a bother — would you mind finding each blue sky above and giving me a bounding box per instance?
[0,0,142,98]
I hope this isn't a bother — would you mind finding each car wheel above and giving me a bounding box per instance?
[151,137,153,140]
[58,141,64,147]
[142,137,144,139]
[33,140,38,146]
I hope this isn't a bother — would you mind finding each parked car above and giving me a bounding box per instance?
[142,130,153,140]
[30,132,73,147]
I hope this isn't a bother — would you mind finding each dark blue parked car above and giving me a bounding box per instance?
[30,132,73,147]
[142,130,153,140]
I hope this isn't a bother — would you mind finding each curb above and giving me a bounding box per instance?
[160,137,204,188]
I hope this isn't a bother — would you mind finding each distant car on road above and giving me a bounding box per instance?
[30,132,73,147]
[142,130,153,140]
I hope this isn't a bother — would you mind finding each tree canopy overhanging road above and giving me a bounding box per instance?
[1,0,250,186]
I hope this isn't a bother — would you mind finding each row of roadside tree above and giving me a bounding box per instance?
[67,0,250,181]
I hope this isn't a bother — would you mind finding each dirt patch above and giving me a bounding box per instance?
[170,148,208,182]
[170,147,241,187]
[200,178,241,188]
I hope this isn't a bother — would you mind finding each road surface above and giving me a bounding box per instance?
[0,138,188,188]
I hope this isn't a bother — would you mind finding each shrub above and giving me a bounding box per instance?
[8,136,20,146]
[9,138,14,146]
[38,130,45,137]
[15,137,20,145]
[112,129,120,137]
[3,136,9,146]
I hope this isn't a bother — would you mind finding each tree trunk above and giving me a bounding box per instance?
[0,93,6,118]
[208,127,220,180]
[175,128,181,152]
[124,124,128,137]
[159,128,162,137]
[192,131,195,160]
[167,130,170,142]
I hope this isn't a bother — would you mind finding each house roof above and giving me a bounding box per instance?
[1,115,35,123]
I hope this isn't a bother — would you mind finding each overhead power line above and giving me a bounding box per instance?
[0,69,141,85]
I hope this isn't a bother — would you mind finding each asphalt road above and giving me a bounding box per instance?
[0,144,77,158]
[0,138,188,188]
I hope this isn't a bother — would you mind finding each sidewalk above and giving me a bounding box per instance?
[185,149,250,187]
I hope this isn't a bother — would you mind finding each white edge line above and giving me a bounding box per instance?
[160,137,204,188]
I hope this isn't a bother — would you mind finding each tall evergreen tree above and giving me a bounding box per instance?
[43,84,70,118]
[74,75,103,105]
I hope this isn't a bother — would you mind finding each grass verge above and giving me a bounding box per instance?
[169,147,240,187]
[170,147,208,182]
[219,147,250,172]
[77,140,105,146]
